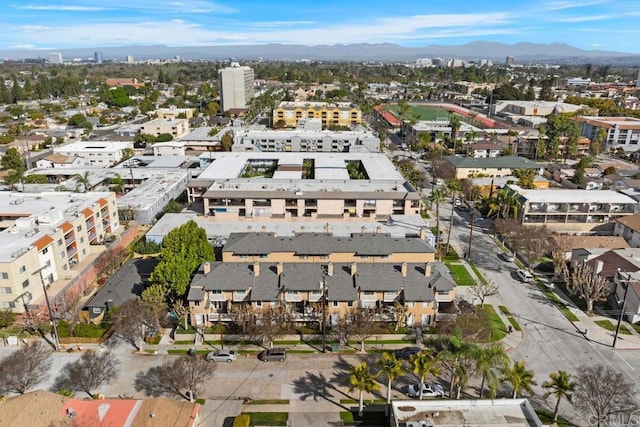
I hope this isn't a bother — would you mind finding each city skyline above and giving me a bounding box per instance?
[1,0,639,54]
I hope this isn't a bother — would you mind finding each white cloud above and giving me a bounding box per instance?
[15,5,110,11]
[250,21,316,28]
[540,1,609,11]
[552,14,614,22]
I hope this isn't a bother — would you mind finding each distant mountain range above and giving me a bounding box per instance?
[2,41,639,64]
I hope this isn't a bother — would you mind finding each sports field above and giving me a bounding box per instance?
[388,104,449,121]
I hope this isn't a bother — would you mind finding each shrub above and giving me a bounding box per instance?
[73,322,106,338]
[233,415,250,427]
[55,320,72,338]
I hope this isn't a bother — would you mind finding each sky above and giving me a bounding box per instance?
[1,0,639,53]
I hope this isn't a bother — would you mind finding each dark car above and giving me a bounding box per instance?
[259,348,287,362]
[395,346,421,360]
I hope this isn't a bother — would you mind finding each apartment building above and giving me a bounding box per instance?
[155,107,193,120]
[231,128,380,153]
[188,152,422,219]
[187,231,455,328]
[53,140,133,167]
[139,118,189,139]
[511,184,638,232]
[441,156,543,180]
[273,102,362,128]
[574,116,640,152]
[0,192,119,313]
[219,64,255,112]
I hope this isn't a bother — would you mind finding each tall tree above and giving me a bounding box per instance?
[109,173,125,195]
[444,179,462,255]
[573,364,637,427]
[449,114,461,147]
[569,262,609,314]
[73,171,91,193]
[53,350,120,398]
[501,360,537,399]
[469,281,499,308]
[135,355,216,402]
[543,370,576,422]
[475,344,508,398]
[429,328,478,398]
[111,298,159,351]
[348,362,379,416]
[0,342,52,395]
[409,350,441,401]
[1,147,24,171]
[377,352,404,409]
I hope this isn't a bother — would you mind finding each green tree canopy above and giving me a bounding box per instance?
[1,147,24,171]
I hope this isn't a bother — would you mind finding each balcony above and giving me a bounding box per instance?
[435,291,453,303]
[209,292,226,301]
[207,313,233,322]
[383,292,399,303]
[67,246,78,258]
[65,235,75,246]
[285,292,302,302]
[359,300,377,308]
[232,291,249,302]
[308,291,323,303]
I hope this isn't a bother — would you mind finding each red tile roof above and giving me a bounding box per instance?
[34,235,53,251]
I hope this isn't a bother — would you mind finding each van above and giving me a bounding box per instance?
[259,348,287,362]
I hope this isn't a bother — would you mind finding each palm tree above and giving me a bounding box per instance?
[444,179,462,255]
[377,352,404,413]
[543,370,575,421]
[430,188,447,251]
[449,114,461,148]
[109,173,125,195]
[410,350,440,400]
[475,344,509,398]
[73,171,91,193]
[431,328,477,398]
[348,362,379,417]
[501,360,537,399]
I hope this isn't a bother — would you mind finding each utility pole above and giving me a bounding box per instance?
[34,266,60,351]
[467,204,475,261]
[321,272,327,353]
[613,269,630,348]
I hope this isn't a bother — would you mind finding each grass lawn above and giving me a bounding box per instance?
[595,319,632,335]
[241,412,288,426]
[499,305,522,332]
[167,349,208,355]
[467,261,488,285]
[446,263,476,286]
[479,304,507,342]
[388,104,449,121]
[248,399,289,405]
[174,340,194,345]
[535,282,580,322]
[535,409,576,427]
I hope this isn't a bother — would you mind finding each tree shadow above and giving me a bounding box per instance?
[291,371,349,410]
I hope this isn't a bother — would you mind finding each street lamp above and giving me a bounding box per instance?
[613,269,631,348]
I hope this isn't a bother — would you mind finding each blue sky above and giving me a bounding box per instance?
[1,0,639,53]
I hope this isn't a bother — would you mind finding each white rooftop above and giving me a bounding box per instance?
[54,140,132,153]
[510,184,638,204]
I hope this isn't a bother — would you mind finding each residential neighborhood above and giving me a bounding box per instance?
[3,15,640,427]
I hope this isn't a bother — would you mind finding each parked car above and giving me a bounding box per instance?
[516,269,533,282]
[206,350,238,363]
[395,346,421,360]
[406,422,433,427]
[259,348,287,362]
[502,252,515,262]
[405,383,445,398]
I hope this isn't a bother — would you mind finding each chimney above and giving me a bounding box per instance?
[327,262,334,277]
[420,227,427,240]
[401,262,407,277]
[424,262,431,277]
[361,226,367,234]
[324,223,330,235]
[261,225,268,233]
[203,262,211,275]
[300,225,306,234]
[276,262,283,275]
[351,262,357,276]
[376,226,382,234]
[595,260,604,275]
[253,261,260,276]
[247,225,253,232]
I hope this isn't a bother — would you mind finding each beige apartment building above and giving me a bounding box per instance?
[188,152,422,219]
[273,102,362,128]
[0,192,120,313]
[139,118,189,139]
[187,231,455,328]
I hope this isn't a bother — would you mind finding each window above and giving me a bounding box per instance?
[77,225,82,231]
[407,302,415,308]
[19,266,26,274]
[80,237,84,243]
[359,255,369,260]
[347,301,353,307]
[211,290,222,295]
[45,260,51,267]
[299,255,308,260]
[193,301,200,307]
[92,307,102,314]
[259,254,268,259]
[42,247,49,254]
[22,279,29,288]
[57,239,63,246]
[2,302,15,309]
[239,255,248,259]
[256,301,262,307]
[423,302,430,307]
[0,272,7,280]
[333,301,339,307]
[0,287,11,294]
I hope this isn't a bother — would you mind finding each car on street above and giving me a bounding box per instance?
[502,252,515,262]
[259,348,287,362]
[206,350,238,363]
[395,346,421,360]
[516,269,533,282]
[405,383,445,398]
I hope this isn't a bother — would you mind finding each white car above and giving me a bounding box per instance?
[405,383,444,398]
[205,350,238,363]
[516,269,533,283]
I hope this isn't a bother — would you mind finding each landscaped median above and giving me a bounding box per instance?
[534,280,579,322]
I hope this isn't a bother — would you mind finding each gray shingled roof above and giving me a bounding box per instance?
[84,259,159,309]
[223,232,434,256]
